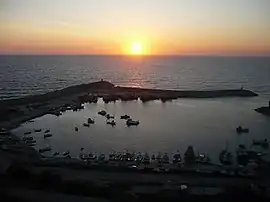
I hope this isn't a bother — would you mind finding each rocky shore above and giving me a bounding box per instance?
[0,80,258,129]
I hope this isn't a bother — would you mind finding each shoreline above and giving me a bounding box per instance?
[0,80,258,129]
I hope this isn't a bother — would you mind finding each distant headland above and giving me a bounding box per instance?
[0,80,258,129]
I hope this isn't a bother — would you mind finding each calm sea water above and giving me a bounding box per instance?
[2,55,270,161]
[1,55,270,99]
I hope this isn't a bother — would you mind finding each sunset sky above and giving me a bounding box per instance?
[1,0,270,55]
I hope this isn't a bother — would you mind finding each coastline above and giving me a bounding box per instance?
[0,80,258,129]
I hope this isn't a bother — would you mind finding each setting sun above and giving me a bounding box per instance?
[131,42,143,55]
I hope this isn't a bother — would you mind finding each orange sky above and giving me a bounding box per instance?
[1,0,270,56]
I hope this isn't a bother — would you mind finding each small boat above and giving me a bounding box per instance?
[34,129,42,132]
[237,145,249,165]
[236,126,249,133]
[219,149,233,165]
[98,110,107,116]
[126,118,139,126]
[44,134,53,138]
[0,128,9,136]
[25,139,36,144]
[24,131,32,135]
[107,120,116,126]
[45,129,50,133]
[22,136,33,141]
[142,153,150,164]
[87,118,95,124]
[253,139,268,148]
[197,153,211,164]
[75,127,79,132]
[106,114,114,119]
[151,154,156,161]
[63,150,70,156]
[156,152,162,164]
[39,146,51,153]
[173,151,182,164]
[88,153,97,161]
[83,123,90,127]
[98,154,106,161]
[162,153,170,164]
[109,152,116,161]
[53,152,59,156]
[135,152,143,163]
[120,115,130,120]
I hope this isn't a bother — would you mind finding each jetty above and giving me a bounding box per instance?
[0,80,258,129]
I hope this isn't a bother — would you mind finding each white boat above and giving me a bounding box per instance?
[44,134,53,138]
[126,118,139,126]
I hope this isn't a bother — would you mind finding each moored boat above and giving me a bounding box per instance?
[126,118,139,126]
[184,146,196,165]
[173,151,182,164]
[253,139,268,148]
[236,126,249,133]
[87,118,95,124]
[39,146,51,153]
[83,123,90,127]
[107,120,116,126]
[34,129,42,132]
[98,110,107,116]
[120,115,130,120]
[22,136,33,141]
[44,134,53,138]
[219,149,233,165]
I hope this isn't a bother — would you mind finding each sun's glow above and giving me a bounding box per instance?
[131,41,143,55]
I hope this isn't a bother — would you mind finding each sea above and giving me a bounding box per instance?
[1,55,270,162]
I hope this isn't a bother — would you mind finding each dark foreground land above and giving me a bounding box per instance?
[0,80,258,129]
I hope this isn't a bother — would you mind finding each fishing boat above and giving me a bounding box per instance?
[24,131,32,135]
[44,134,53,138]
[39,146,51,153]
[98,154,106,161]
[236,126,249,133]
[237,145,248,165]
[156,152,163,164]
[219,149,233,165]
[87,118,95,124]
[22,136,33,141]
[126,118,139,126]
[162,153,170,164]
[106,114,114,119]
[151,154,156,161]
[120,115,130,120]
[63,150,70,156]
[34,129,42,132]
[173,151,182,164]
[44,129,50,133]
[98,110,107,116]
[83,123,90,127]
[142,153,150,164]
[88,153,97,161]
[197,153,211,164]
[253,139,268,148]
[107,120,116,126]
